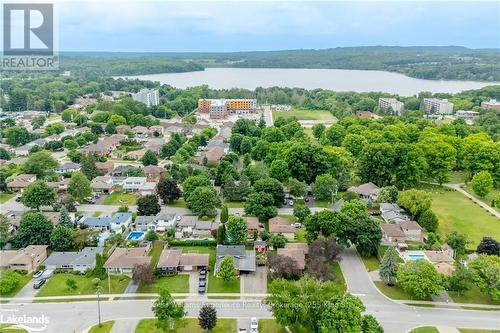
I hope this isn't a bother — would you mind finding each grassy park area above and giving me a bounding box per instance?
[36,274,130,297]
[273,107,336,121]
[135,319,236,333]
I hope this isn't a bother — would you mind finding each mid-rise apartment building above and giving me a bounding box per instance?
[423,98,454,114]
[378,98,404,115]
[480,99,500,111]
[132,89,160,107]
[198,98,257,118]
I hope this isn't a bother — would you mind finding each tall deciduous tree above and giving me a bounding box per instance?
[142,150,158,166]
[468,254,500,302]
[23,151,58,176]
[157,178,182,204]
[186,186,221,217]
[397,189,432,219]
[80,153,100,180]
[225,216,248,245]
[21,180,57,210]
[11,212,53,248]
[358,143,396,187]
[312,174,338,201]
[68,172,92,202]
[137,194,161,216]
[397,260,443,299]
[152,288,186,331]
[50,225,75,251]
[217,256,237,282]
[471,171,494,197]
[244,192,277,221]
[253,177,285,207]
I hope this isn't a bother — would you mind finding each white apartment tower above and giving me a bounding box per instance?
[423,98,454,115]
[132,89,160,107]
[379,98,404,115]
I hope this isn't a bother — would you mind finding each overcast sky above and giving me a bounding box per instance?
[54,1,500,52]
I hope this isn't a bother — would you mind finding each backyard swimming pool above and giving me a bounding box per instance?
[127,231,144,241]
[408,254,426,260]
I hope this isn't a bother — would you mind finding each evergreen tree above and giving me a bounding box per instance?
[216,224,226,245]
[217,256,236,282]
[58,206,74,228]
[80,153,100,180]
[220,205,229,224]
[198,304,217,331]
[379,246,399,286]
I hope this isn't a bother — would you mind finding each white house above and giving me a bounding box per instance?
[43,247,103,273]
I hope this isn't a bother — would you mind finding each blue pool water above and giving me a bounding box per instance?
[408,254,425,260]
[127,232,144,240]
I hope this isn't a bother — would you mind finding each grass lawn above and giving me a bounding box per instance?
[0,272,32,297]
[92,211,102,217]
[88,321,115,333]
[374,281,431,301]
[331,261,346,292]
[0,193,15,204]
[448,286,499,305]
[458,328,500,333]
[0,324,28,333]
[149,241,165,267]
[137,274,189,293]
[179,246,240,293]
[461,185,500,213]
[258,319,313,333]
[224,201,245,208]
[135,318,236,333]
[314,200,332,208]
[421,185,500,247]
[168,199,187,208]
[103,192,138,206]
[273,107,336,122]
[294,229,307,242]
[35,274,130,297]
[410,327,440,333]
[361,256,380,272]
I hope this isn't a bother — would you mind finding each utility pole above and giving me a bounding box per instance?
[96,285,102,327]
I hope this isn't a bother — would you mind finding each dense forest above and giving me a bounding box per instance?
[58,46,500,81]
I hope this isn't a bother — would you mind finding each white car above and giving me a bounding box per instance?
[238,329,247,333]
[289,200,294,206]
[294,223,302,228]
[250,317,258,333]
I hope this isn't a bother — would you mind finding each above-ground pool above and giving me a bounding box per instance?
[127,231,144,241]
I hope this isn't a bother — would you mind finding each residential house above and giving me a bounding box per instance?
[95,161,114,175]
[81,212,132,233]
[132,126,150,138]
[104,247,150,276]
[127,149,146,160]
[380,221,423,243]
[379,203,409,223]
[214,245,256,274]
[111,165,134,177]
[197,146,226,165]
[193,220,219,239]
[144,140,163,155]
[423,250,455,276]
[0,245,48,273]
[348,182,381,201]
[43,247,104,273]
[91,176,114,194]
[174,216,197,239]
[82,142,112,156]
[55,162,81,174]
[116,125,131,134]
[277,243,309,270]
[122,177,146,191]
[47,178,70,193]
[157,249,209,274]
[144,165,166,182]
[268,217,296,241]
[244,217,261,238]
[149,125,164,136]
[135,213,177,232]
[7,174,36,192]
[254,240,267,253]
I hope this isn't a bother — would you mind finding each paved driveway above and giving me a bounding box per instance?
[241,266,267,295]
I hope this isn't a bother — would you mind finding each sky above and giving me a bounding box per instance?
[52,1,500,52]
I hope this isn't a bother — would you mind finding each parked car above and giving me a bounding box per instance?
[83,197,96,204]
[283,198,287,205]
[199,275,206,281]
[304,197,309,202]
[176,215,181,221]
[198,285,206,294]
[33,270,44,279]
[238,329,247,333]
[15,196,22,202]
[289,200,294,206]
[199,280,206,287]
[250,317,258,333]
[294,223,302,228]
[33,279,46,289]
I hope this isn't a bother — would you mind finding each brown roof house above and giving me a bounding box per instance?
[157,249,209,274]
[116,125,131,134]
[348,182,381,200]
[380,221,422,244]
[144,140,164,155]
[132,126,150,138]
[277,243,309,270]
[91,176,114,194]
[0,245,48,273]
[244,216,261,238]
[424,250,455,276]
[7,174,36,192]
[269,217,296,241]
[197,146,226,165]
[104,247,151,276]
[96,161,114,174]
[144,165,166,182]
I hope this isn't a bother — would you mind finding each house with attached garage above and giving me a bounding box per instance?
[277,243,309,271]
[104,247,150,276]
[379,203,410,223]
[7,174,36,192]
[380,220,423,244]
[0,245,48,273]
[43,247,104,273]
[55,162,81,174]
[215,245,256,274]
[81,212,132,233]
[347,182,381,201]
[157,249,209,274]
[268,216,296,241]
[135,213,177,232]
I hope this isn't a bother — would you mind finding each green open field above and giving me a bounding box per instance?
[137,274,189,293]
[0,193,15,204]
[135,318,236,333]
[103,192,138,205]
[88,321,115,333]
[461,185,500,214]
[422,185,500,247]
[36,274,130,297]
[410,327,440,333]
[273,107,336,122]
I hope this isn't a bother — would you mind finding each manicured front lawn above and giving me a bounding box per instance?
[149,241,165,267]
[137,274,189,293]
[88,321,115,333]
[168,198,187,208]
[448,286,499,305]
[0,271,33,297]
[36,273,130,297]
[410,327,439,333]
[374,281,431,301]
[224,201,245,208]
[361,256,380,272]
[331,261,346,292]
[0,193,15,204]
[258,319,312,333]
[103,192,138,205]
[422,185,500,247]
[135,318,236,333]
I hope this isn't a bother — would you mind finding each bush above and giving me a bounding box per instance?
[0,270,21,295]
[167,240,217,247]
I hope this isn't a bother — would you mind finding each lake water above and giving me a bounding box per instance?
[121,68,499,96]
